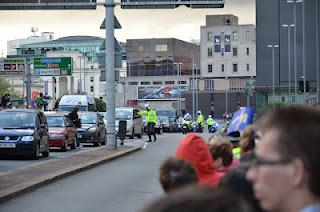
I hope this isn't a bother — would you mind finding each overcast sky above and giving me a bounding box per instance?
[0,0,255,56]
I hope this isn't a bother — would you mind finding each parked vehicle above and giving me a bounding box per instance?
[0,109,50,159]
[44,112,77,151]
[154,119,163,134]
[76,112,106,146]
[115,107,143,139]
[58,95,96,112]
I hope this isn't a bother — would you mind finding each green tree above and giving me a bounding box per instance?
[0,77,11,97]
[95,98,106,112]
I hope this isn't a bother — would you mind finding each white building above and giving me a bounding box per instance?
[200,15,256,91]
[7,32,54,56]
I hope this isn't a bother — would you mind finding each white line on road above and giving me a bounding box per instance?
[143,142,148,149]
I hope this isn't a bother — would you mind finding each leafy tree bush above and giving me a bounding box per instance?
[95,98,106,112]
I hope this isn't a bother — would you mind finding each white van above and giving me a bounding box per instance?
[115,107,144,139]
[58,95,96,112]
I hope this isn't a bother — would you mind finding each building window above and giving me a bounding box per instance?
[205,79,214,91]
[233,31,238,40]
[141,81,150,85]
[153,81,162,85]
[165,81,175,85]
[246,64,250,71]
[221,64,225,72]
[233,64,238,73]
[246,31,250,40]
[90,86,94,92]
[138,46,144,51]
[246,47,250,55]
[129,82,138,85]
[208,32,213,42]
[208,64,213,73]
[233,47,238,56]
[156,45,167,52]
[90,76,94,82]
[207,48,212,57]
[179,81,187,84]
[221,48,224,56]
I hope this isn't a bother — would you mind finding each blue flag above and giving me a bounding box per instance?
[227,107,255,135]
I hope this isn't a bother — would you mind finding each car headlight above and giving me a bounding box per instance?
[88,127,97,133]
[21,136,34,142]
[50,133,65,139]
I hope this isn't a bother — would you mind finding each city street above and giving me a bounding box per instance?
[0,138,145,173]
[0,133,212,212]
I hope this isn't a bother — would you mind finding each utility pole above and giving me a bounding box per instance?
[105,0,116,150]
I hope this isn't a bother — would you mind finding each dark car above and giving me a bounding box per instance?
[0,109,50,159]
[76,112,106,147]
[45,112,77,151]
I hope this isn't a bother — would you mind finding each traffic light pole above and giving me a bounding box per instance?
[105,0,116,150]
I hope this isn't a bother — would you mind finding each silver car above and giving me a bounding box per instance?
[115,107,143,139]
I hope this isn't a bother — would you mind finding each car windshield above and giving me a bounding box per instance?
[115,109,132,120]
[60,105,87,112]
[79,113,96,124]
[0,112,35,129]
[47,116,65,127]
[159,116,169,124]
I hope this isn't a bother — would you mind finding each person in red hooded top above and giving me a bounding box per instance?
[175,133,223,188]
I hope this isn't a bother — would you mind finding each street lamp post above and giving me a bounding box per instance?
[287,0,303,103]
[267,44,279,105]
[282,24,295,104]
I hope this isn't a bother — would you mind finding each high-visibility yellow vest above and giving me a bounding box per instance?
[146,109,157,123]
[233,147,241,160]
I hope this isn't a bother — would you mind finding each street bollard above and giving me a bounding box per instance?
[119,120,127,145]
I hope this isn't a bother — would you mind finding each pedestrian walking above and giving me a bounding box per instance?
[36,93,44,111]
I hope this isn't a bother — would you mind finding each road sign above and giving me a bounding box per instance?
[0,0,96,10]
[0,58,26,75]
[121,0,225,9]
[33,57,72,76]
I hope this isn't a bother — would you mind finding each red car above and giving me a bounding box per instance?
[45,112,77,151]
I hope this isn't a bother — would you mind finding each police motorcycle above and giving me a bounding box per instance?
[182,113,193,134]
[208,122,219,133]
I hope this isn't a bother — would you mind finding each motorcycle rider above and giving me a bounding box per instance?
[182,113,193,134]
[206,115,215,133]
[196,111,204,133]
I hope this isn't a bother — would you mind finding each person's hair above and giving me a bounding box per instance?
[159,157,198,193]
[219,165,263,212]
[208,133,233,167]
[258,106,320,196]
[141,186,253,212]
[240,125,256,156]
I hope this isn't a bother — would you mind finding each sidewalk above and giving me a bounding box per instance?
[0,145,142,202]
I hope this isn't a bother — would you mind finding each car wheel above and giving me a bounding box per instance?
[70,138,77,149]
[137,133,142,139]
[129,129,134,139]
[101,134,106,145]
[30,143,40,160]
[61,141,68,152]
[42,148,50,157]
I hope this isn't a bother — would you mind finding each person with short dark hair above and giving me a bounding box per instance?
[69,106,80,147]
[159,157,198,193]
[246,106,320,212]
[36,93,44,111]
[141,186,253,212]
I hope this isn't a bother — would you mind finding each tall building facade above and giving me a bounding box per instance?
[193,15,256,118]
[124,38,200,111]
[256,0,320,108]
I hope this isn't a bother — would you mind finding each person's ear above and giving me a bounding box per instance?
[289,158,307,187]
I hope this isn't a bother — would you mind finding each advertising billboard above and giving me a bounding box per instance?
[138,85,187,100]
[0,58,25,75]
[33,57,72,76]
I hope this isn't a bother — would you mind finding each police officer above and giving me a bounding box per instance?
[141,104,158,142]
[206,115,215,133]
[196,111,204,133]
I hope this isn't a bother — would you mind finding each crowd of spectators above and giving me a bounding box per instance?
[141,106,320,212]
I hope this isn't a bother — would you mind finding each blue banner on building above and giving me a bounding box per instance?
[227,107,255,135]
